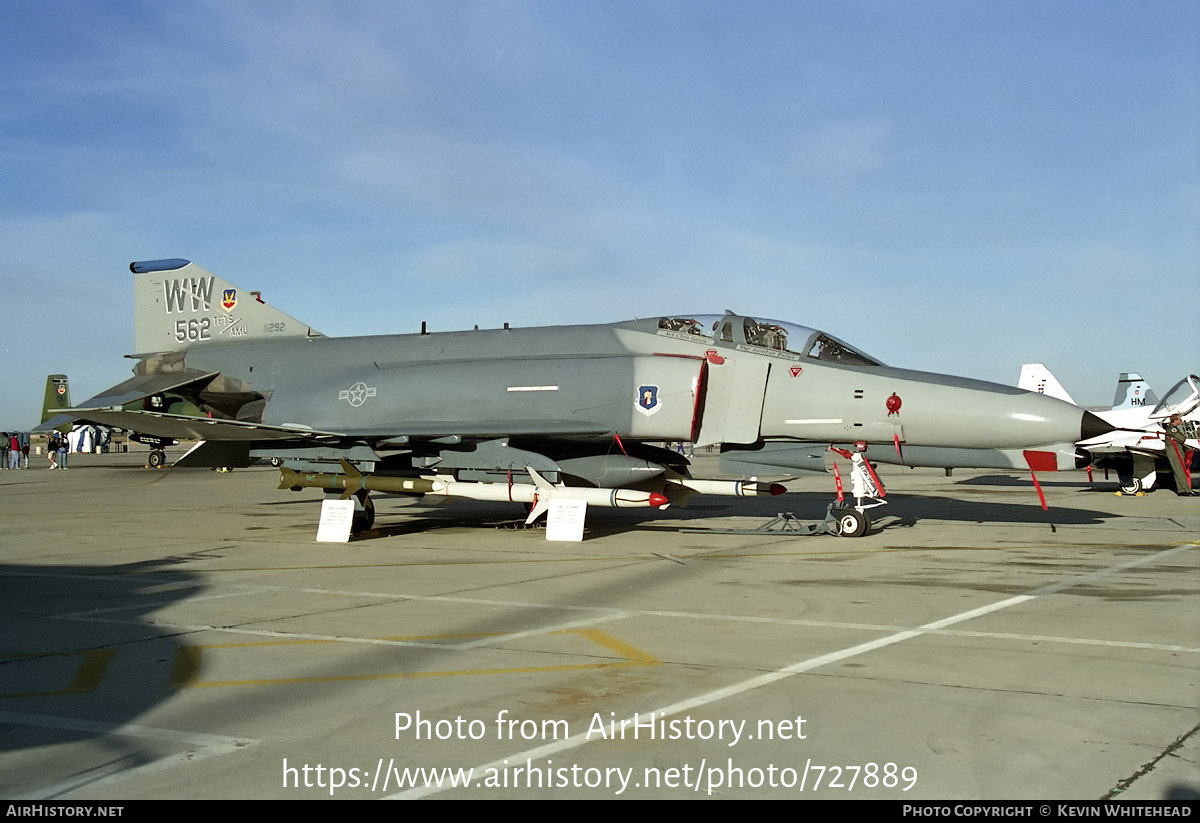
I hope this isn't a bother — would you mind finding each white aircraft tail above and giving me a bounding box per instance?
[132,259,322,355]
[1018,364,1076,405]
[1111,373,1158,410]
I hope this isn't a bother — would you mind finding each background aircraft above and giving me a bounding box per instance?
[1019,364,1198,494]
[1018,364,1158,412]
[40,260,1114,535]
[40,374,203,466]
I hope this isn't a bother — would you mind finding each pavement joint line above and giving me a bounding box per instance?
[51,588,270,620]
[388,542,1196,799]
[0,709,259,800]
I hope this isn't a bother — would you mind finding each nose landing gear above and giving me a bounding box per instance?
[827,445,887,538]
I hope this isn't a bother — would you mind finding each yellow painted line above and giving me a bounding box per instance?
[0,650,114,698]
[171,629,658,689]
[558,628,660,666]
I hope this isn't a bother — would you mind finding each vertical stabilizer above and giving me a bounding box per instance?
[40,374,74,433]
[41,375,71,422]
[132,259,323,354]
[1112,373,1158,409]
[1018,364,1076,405]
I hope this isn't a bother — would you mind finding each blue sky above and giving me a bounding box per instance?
[1,0,1197,428]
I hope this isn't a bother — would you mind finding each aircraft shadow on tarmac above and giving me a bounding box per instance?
[0,555,209,796]
[0,525,724,799]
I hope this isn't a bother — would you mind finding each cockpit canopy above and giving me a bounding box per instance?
[657,314,884,367]
[1150,374,1200,419]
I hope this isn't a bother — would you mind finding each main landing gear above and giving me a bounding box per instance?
[347,491,375,535]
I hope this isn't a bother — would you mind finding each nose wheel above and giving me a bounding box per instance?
[828,505,870,538]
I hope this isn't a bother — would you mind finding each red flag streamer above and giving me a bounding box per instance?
[1027,470,1047,511]
[1021,450,1056,510]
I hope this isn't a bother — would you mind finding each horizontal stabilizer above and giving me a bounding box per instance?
[46,408,344,442]
[34,370,218,432]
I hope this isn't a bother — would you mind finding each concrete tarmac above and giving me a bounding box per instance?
[1,451,1197,800]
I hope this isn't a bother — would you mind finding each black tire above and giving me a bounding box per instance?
[1118,475,1142,495]
[351,497,376,534]
[835,507,869,538]
[148,450,166,468]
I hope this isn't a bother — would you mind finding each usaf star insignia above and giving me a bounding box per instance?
[339,381,377,407]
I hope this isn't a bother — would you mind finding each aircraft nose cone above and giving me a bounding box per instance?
[1081,410,1117,442]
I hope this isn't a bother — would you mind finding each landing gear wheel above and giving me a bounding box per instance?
[1118,475,1142,495]
[832,507,869,538]
[269,457,283,468]
[148,450,166,468]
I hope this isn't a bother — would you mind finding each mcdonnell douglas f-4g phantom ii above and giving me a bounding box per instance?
[43,259,1116,536]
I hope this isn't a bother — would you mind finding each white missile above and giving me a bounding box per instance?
[668,478,786,497]
[280,462,669,525]
[431,469,669,524]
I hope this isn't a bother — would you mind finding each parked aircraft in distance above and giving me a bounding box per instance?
[39,260,1116,535]
[41,374,200,465]
[1019,364,1198,494]
[1018,364,1158,412]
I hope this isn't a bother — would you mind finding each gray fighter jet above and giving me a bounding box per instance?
[42,259,1113,535]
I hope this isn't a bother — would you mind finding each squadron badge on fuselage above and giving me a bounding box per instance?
[221,289,237,312]
[636,384,661,416]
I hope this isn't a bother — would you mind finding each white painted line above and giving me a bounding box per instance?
[388,542,1195,799]
[450,612,634,651]
[50,570,1200,655]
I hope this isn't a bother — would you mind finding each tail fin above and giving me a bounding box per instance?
[42,374,71,421]
[132,259,323,354]
[41,374,74,433]
[1018,364,1076,405]
[1112,372,1158,409]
